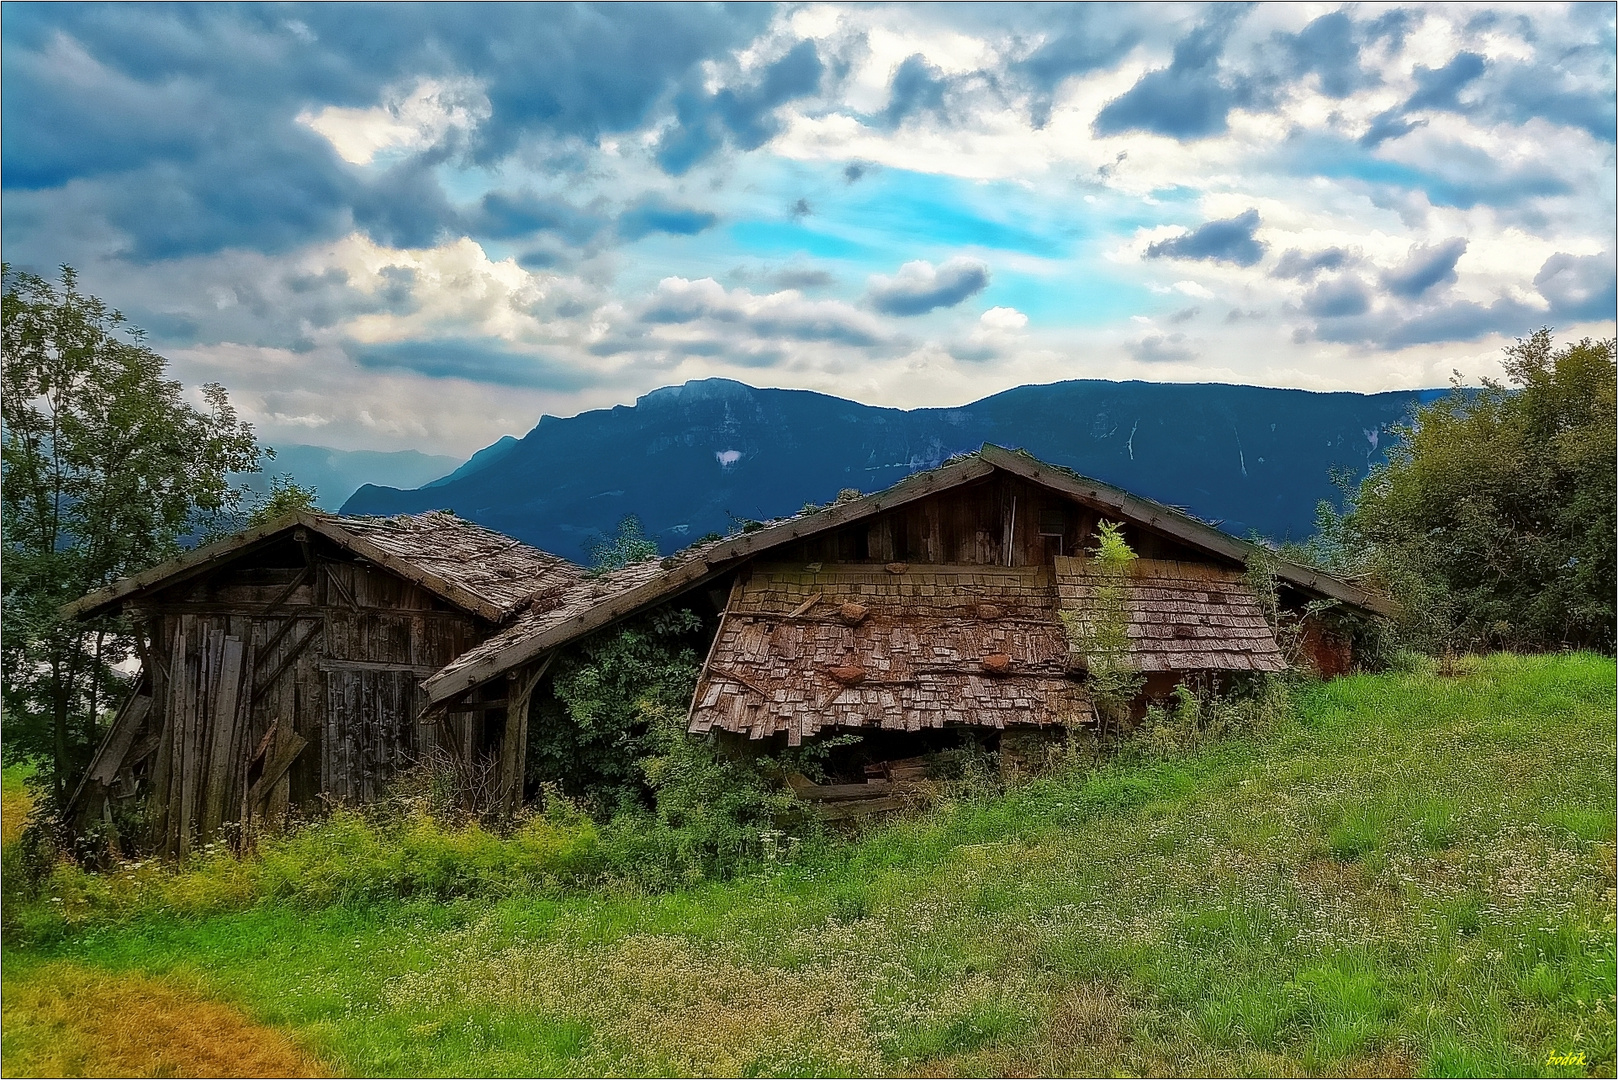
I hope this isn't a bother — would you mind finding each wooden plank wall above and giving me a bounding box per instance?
[137,544,487,855]
[782,474,1213,569]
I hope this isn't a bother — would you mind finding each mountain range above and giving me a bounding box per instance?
[339,378,1445,564]
[245,445,461,510]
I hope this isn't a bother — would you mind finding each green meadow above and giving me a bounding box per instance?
[3,652,1614,1077]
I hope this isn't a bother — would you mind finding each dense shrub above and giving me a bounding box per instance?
[526,606,709,812]
[527,603,824,884]
[1317,331,1615,653]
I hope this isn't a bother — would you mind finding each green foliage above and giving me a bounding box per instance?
[1137,678,1286,758]
[1,265,260,803]
[1325,330,1616,653]
[527,606,707,812]
[585,514,659,576]
[1061,520,1145,733]
[621,702,811,887]
[245,473,319,526]
[527,604,819,884]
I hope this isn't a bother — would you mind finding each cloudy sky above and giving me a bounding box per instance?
[4,2,1614,457]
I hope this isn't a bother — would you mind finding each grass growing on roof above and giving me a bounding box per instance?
[3,653,1614,1077]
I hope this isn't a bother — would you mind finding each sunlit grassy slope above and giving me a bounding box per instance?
[3,654,1614,1078]
[2,762,35,847]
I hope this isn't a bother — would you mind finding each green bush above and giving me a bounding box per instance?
[1320,331,1616,653]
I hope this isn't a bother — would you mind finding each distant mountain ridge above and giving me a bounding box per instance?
[342,378,1444,563]
[247,444,461,510]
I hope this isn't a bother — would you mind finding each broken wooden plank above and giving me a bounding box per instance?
[787,591,823,617]
[318,658,440,676]
[246,733,309,813]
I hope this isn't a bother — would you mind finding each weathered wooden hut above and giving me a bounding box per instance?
[423,446,1392,780]
[63,511,580,854]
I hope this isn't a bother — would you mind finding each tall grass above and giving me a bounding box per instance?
[3,653,1614,1077]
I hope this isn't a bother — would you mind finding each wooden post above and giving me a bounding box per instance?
[498,653,553,815]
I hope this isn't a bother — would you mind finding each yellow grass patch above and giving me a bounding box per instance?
[2,783,32,846]
[387,929,882,1075]
[1,962,326,1078]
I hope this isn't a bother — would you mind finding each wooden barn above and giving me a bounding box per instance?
[424,445,1392,792]
[63,511,581,854]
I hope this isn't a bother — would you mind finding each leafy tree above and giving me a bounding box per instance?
[247,473,320,526]
[1,265,261,805]
[585,514,659,576]
[1330,330,1615,653]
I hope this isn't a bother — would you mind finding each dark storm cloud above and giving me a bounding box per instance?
[349,158,466,251]
[471,190,608,245]
[1535,252,1617,322]
[353,337,594,389]
[1406,52,1487,112]
[1280,11,1376,98]
[1092,7,1261,140]
[1494,69,1618,143]
[1358,110,1424,148]
[1273,247,1353,280]
[1302,276,1372,318]
[866,259,990,316]
[1307,248,1614,351]
[1358,37,1613,150]
[1013,10,1140,128]
[1381,239,1467,298]
[1377,298,1537,349]
[655,39,824,174]
[881,55,953,128]
[1356,52,1485,148]
[617,195,719,240]
[2,4,767,258]
[1146,209,1266,268]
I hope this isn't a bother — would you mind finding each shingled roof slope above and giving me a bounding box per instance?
[1054,557,1287,673]
[425,555,675,695]
[690,563,1091,744]
[329,511,579,618]
[62,510,581,624]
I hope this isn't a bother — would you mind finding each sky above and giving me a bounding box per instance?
[4,2,1614,459]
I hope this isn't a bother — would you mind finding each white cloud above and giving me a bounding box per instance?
[979,306,1028,331]
[298,77,490,165]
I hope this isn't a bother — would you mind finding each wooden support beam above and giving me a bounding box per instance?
[498,652,554,814]
[262,563,312,614]
[322,561,359,610]
[250,620,322,706]
[245,733,309,818]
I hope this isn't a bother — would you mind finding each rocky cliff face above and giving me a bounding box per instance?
[342,378,1442,562]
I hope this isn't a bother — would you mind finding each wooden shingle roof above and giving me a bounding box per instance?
[61,510,582,624]
[1054,557,1287,673]
[690,563,1092,744]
